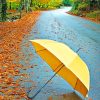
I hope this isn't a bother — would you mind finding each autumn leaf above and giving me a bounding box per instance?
[0,11,40,99]
[0,96,4,100]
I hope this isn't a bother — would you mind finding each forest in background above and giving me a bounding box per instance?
[70,0,100,22]
[0,0,100,22]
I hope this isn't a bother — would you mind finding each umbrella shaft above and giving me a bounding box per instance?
[76,48,81,53]
[28,64,64,99]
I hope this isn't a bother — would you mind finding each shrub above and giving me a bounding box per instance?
[71,10,80,15]
[78,2,88,11]
[86,10,100,18]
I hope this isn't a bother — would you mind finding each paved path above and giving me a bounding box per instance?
[21,8,100,100]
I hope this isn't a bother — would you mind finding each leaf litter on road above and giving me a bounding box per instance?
[0,11,40,100]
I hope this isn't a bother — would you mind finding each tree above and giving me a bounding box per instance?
[18,0,23,18]
[7,0,17,9]
[38,0,51,4]
[30,0,33,7]
[63,0,72,6]
[50,0,63,7]
[1,0,7,21]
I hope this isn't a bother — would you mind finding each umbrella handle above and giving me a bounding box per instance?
[27,64,64,99]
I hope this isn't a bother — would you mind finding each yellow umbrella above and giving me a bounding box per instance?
[29,39,90,99]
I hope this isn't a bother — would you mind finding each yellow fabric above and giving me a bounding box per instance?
[30,39,90,97]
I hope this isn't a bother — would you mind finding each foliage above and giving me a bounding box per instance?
[50,0,63,7]
[71,9,79,15]
[86,10,100,18]
[71,0,100,11]
[70,0,79,11]
[63,0,72,6]
[7,2,19,9]
[0,0,64,21]
[70,0,100,20]
[38,0,51,4]
[1,0,7,22]
[78,2,88,11]
[31,0,63,10]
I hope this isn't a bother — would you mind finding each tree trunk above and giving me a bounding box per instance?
[10,2,11,10]
[1,0,7,21]
[30,0,33,7]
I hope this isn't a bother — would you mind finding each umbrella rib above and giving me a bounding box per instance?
[53,63,63,72]
[74,78,78,89]
[36,49,47,52]
[27,64,64,99]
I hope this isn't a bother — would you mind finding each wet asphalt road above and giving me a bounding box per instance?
[21,8,100,100]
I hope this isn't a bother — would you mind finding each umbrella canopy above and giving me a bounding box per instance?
[30,39,90,97]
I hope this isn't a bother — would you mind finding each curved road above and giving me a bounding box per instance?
[21,8,100,100]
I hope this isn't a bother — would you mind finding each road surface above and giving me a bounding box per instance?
[21,8,100,100]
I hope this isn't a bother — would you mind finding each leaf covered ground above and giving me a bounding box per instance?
[0,11,40,100]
